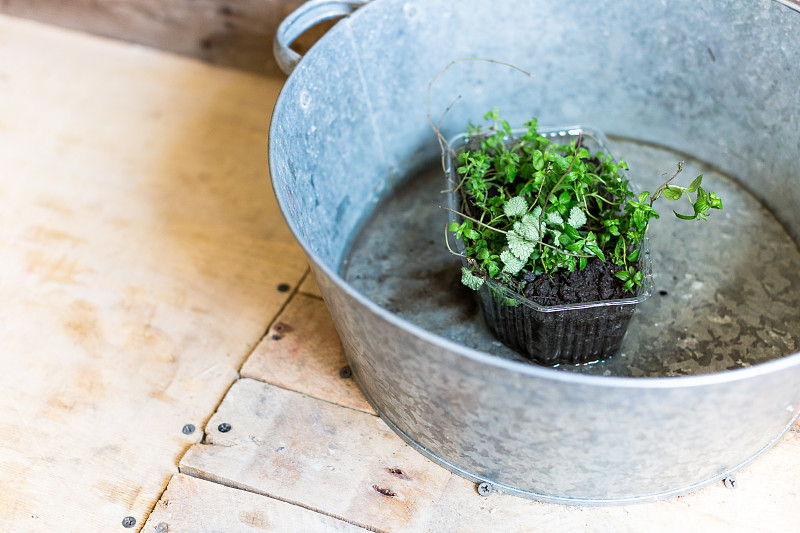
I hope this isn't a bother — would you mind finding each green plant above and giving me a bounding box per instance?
[447,109,723,294]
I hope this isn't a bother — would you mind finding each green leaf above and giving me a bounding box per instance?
[531,150,544,171]
[693,199,709,215]
[553,153,569,171]
[516,215,541,242]
[546,210,564,226]
[558,233,574,245]
[507,231,535,261]
[461,267,485,291]
[614,270,630,281]
[673,210,697,220]
[627,248,640,262]
[448,222,460,232]
[687,174,703,193]
[567,206,587,229]
[564,224,581,240]
[500,250,525,275]
[663,186,683,201]
[579,257,588,270]
[696,186,709,205]
[585,244,605,262]
[465,228,481,240]
[638,192,649,204]
[503,196,528,218]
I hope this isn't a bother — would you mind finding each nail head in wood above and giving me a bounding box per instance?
[218,422,232,433]
[122,516,136,528]
[182,424,196,435]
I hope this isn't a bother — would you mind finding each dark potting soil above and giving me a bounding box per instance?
[521,258,632,306]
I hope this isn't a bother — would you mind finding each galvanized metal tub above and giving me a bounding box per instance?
[269,0,800,504]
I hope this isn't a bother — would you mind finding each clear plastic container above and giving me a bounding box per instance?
[446,126,654,366]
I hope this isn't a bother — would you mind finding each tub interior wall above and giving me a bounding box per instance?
[271,0,800,270]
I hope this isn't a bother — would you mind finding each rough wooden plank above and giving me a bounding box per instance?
[241,293,375,414]
[0,15,306,533]
[180,379,452,532]
[298,268,324,298]
[0,0,337,75]
[144,474,365,532]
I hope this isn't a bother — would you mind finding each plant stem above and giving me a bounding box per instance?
[443,224,468,258]
[538,136,583,234]
[650,161,684,205]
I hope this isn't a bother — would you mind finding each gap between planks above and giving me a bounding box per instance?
[179,466,383,533]
[142,266,375,532]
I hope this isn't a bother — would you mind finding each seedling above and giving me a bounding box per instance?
[447,109,723,295]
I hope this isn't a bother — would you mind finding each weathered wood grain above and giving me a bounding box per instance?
[298,268,324,298]
[143,474,365,532]
[241,293,375,414]
[182,378,800,532]
[0,15,306,533]
[0,0,338,75]
[180,379,452,532]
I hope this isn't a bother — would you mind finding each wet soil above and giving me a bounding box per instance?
[522,259,630,305]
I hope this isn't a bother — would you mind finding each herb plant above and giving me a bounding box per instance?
[447,109,723,295]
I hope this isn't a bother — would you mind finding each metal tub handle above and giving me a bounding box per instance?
[274,0,370,75]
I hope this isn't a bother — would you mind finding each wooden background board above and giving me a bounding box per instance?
[145,474,366,532]
[0,0,336,76]
[0,15,307,532]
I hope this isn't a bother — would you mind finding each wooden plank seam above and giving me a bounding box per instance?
[179,463,382,533]
[142,267,380,531]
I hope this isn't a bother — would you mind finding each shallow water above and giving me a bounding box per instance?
[343,139,800,377]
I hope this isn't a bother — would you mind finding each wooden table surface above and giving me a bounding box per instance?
[0,14,798,533]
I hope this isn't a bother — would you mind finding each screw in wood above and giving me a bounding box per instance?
[339,365,353,379]
[476,482,493,497]
[155,522,169,533]
[277,283,291,292]
[181,424,195,435]
[723,476,738,489]
[271,334,282,341]
[122,516,136,528]
[218,422,232,433]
